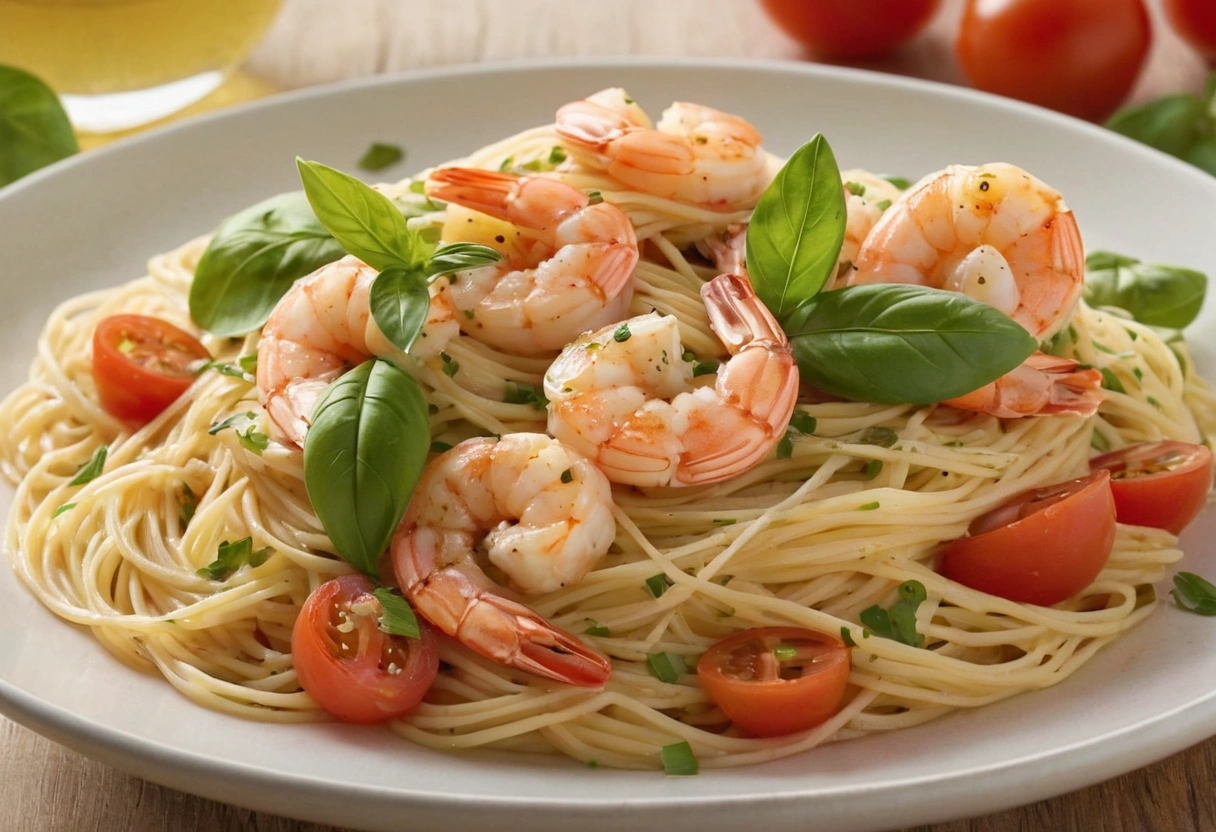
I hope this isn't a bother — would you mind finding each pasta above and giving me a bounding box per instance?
[2,112,1212,772]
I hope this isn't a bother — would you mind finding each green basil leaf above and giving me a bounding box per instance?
[1083,251,1207,329]
[297,158,416,272]
[190,191,345,335]
[303,359,430,575]
[1172,571,1216,616]
[357,142,404,172]
[69,445,107,486]
[784,284,1037,404]
[1106,94,1208,158]
[1183,135,1216,177]
[372,586,420,638]
[0,65,78,188]
[369,265,431,353]
[428,242,503,277]
[745,134,846,320]
[196,536,272,581]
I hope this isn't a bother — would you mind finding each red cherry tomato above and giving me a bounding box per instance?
[696,626,851,737]
[91,314,210,424]
[758,0,942,59]
[292,574,439,724]
[1090,440,1213,535]
[940,470,1117,606]
[1164,0,1216,61]
[955,0,1152,122]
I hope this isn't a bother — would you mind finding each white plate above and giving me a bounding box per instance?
[1,59,1214,832]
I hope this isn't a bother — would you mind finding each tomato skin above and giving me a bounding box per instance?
[292,574,439,724]
[758,0,942,58]
[1090,441,1213,536]
[696,626,851,737]
[940,470,1117,606]
[1164,0,1216,60]
[91,314,211,424]
[955,0,1152,122]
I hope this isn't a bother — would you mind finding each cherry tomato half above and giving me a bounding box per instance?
[696,626,850,737]
[940,470,1117,606]
[91,314,210,424]
[1090,440,1213,535]
[1164,0,1216,62]
[956,0,1152,122]
[758,0,942,59]
[292,574,439,724]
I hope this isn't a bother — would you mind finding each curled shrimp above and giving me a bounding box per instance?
[848,163,1084,339]
[544,273,798,487]
[391,433,615,687]
[848,163,1099,418]
[427,167,638,355]
[256,256,457,447]
[555,88,771,209]
[835,169,905,286]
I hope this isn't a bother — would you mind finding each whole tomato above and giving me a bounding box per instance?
[1164,0,1216,61]
[956,0,1152,122]
[759,0,942,59]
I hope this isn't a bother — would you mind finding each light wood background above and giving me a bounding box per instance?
[5,1,1215,830]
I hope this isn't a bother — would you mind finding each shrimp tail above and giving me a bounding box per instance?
[1030,353,1104,416]
[465,596,613,688]
[944,353,1102,418]
[702,272,787,352]
[428,168,520,221]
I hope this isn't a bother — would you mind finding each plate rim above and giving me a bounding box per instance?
[2,56,1215,829]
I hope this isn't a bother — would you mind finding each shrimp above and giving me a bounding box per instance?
[391,433,615,687]
[256,255,458,447]
[847,163,1099,418]
[835,169,905,287]
[555,88,771,209]
[848,163,1084,340]
[544,273,798,487]
[944,353,1103,419]
[427,167,638,355]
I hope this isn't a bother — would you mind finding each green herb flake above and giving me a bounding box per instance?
[372,586,421,638]
[238,354,258,374]
[876,199,893,211]
[882,175,912,190]
[117,338,136,354]
[429,441,453,454]
[776,433,794,459]
[772,644,798,661]
[863,459,883,480]
[660,741,699,776]
[857,426,898,448]
[681,349,696,362]
[859,580,927,647]
[692,359,720,377]
[409,180,427,194]
[712,518,737,526]
[357,142,404,172]
[613,323,632,342]
[503,380,548,410]
[585,622,611,637]
[180,483,198,526]
[844,181,866,197]
[858,501,881,511]
[587,191,604,206]
[440,352,459,377]
[196,536,272,581]
[645,573,673,598]
[788,411,817,435]
[1172,571,1216,615]
[68,445,108,486]
[1100,367,1126,394]
[560,468,573,484]
[646,651,686,684]
[53,502,76,517]
[840,627,857,647]
[498,156,515,171]
[548,146,568,165]
[237,427,270,455]
[208,411,256,435]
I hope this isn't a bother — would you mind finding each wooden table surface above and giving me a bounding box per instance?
[5,1,1214,830]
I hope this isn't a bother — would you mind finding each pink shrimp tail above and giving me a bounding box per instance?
[428,168,521,220]
[944,352,1102,418]
[555,99,628,147]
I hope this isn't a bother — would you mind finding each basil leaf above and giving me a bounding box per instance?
[196,536,271,581]
[369,265,431,353]
[1106,94,1208,158]
[745,134,846,320]
[429,242,502,277]
[784,284,1037,404]
[297,158,416,272]
[357,142,404,172]
[190,191,345,335]
[303,359,430,575]
[1084,251,1207,329]
[1184,135,1216,177]
[1172,571,1216,616]
[0,65,78,188]
[69,445,107,486]
[859,580,926,647]
[372,586,420,638]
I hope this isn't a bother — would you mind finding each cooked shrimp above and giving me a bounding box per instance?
[944,353,1103,418]
[391,433,615,687]
[555,87,771,209]
[427,167,638,355]
[256,256,458,447]
[836,169,905,286]
[848,163,1084,339]
[544,273,798,487]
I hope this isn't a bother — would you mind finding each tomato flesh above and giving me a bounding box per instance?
[1164,0,1216,60]
[941,470,1117,606]
[758,0,941,59]
[91,314,210,424]
[1090,440,1213,535]
[292,574,439,724]
[955,0,1151,122]
[697,626,850,737]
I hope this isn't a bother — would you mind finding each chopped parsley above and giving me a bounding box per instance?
[788,411,817,435]
[776,433,794,459]
[646,651,686,683]
[859,580,927,647]
[196,536,271,581]
[844,181,866,197]
[560,468,573,484]
[692,359,719,377]
[645,573,673,598]
[503,380,548,410]
[613,323,632,342]
[660,741,698,776]
[68,445,107,486]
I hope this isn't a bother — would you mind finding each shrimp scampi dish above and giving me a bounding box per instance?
[3,87,1214,773]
